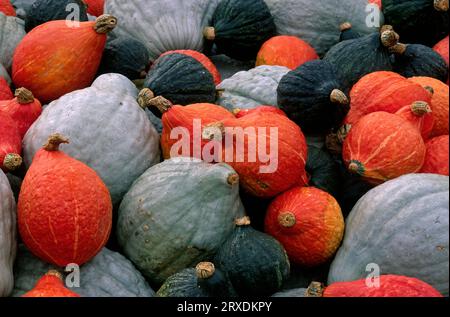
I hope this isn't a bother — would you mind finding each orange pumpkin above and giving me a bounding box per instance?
[433,36,449,67]
[0,77,12,101]
[0,0,15,16]
[233,106,286,118]
[22,270,80,297]
[368,0,382,9]
[18,134,112,267]
[394,101,434,140]
[265,187,344,267]
[83,0,104,17]
[12,15,117,103]
[0,111,22,172]
[343,112,426,184]
[420,135,449,176]
[256,35,319,70]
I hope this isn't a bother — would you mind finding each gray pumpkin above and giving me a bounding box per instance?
[0,13,26,71]
[9,0,34,21]
[328,173,449,296]
[0,63,11,84]
[216,65,289,111]
[117,158,243,285]
[12,245,155,297]
[0,170,16,297]
[23,73,161,204]
[105,0,220,62]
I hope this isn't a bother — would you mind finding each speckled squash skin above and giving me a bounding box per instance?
[0,77,12,100]
[420,135,449,175]
[23,74,160,205]
[328,174,449,296]
[0,13,25,71]
[0,0,15,16]
[22,271,80,297]
[433,36,449,67]
[117,158,242,285]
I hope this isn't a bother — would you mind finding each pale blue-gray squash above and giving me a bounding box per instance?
[10,0,34,21]
[0,63,11,84]
[328,173,449,296]
[0,13,26,70]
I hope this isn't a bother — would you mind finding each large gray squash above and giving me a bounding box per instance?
[0,13,26,70]
[105,0,219,61]
[0,63,11,84]
[23,73,161,204]
[328,174,449,296]
[13,245,155,297]
[118,158,243,285]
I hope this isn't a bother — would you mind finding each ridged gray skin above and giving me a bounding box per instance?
[272,288,307,297]
[12,245,155,297]
[23,74,161,205]
[264,0,383,56]
[328,174,449,296]
[118,158,242,285]
[0,170,16,297]
[0,13,26,71]
[105,0,220,61]
[0,63,11,84]
[217,65,289,111]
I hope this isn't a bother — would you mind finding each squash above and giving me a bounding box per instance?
[264,0,383,56]
[157,262,236,297]
[343,112,426,184]
[277,60,350,134]
[433,35,449,67]
[382,0,449,47]
[0,77,12,100]
[217,65,290,111]
[12,14,117,104]
[369,0,383,8]
[6,172,21,202]
[0,0,15,16]
[211,54,254,82]
[0,111,22,172]
[0,88,42,138]
[272,282,325,297]
[214,216,290,296]
[339,22,362,42]
[13,245,155,297]
[0,169,16,297]
[23,73,161,204]
[408,76,449,137]
[328,173,449,296]
[265,187,345,267]
[420,135,449,175]
[22,271,80,297]
[256,35,319,70]
[204,0,276,61]
[394,101,435,140]
[18,133,113,267]
[117,158,242,285]
[105,0,220,62]
[0,13,26,71]
[0,63,11,85]
[84,0,104,17]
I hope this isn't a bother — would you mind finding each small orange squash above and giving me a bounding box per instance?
[0,0,15,16]
[0,110,22,172]
[394,101,434,140]
[83,0,104,17]
[420,135,449,176]
[0,77,12,101]
[22,270,80,297]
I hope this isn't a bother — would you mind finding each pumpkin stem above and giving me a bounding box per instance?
[379,25,394,33]
[330,89,349,105]
[278,212,296,228]
[348,160,365,176]
[43,133,69,151]
[3,153,22,171]
[434,0,449,11]
[203,27,216,41]
[235,216,251,226]
[45,270,63,280]
[94,14,117,34]
[216,89,225,99]
[202,122,225,141]
[411,101,432,116]
[389,43,407,55]
[380,29,400,48]
[339,22,352,32]
[305,282,324,297]
[196,262,215,279]
[15,88,34,104]
[424,86,435,95]
[232,108,241,116]
[227,173,239,186]
[138,89,173,113]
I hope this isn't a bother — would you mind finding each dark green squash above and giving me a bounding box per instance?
[277,60,350,134]
[339,22,362,42]
[213,216,290,296]
[204,0,276,61]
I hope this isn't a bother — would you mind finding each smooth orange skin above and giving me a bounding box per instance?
[0,77,12,101]
[0,0,15,16]
[343,112,426,184]
[265,187,344,267]
[0,111,21,171]
[420,135,449,176]
[256,36,319,70]
[83,0,104,17]
[18,147,112,267]
[324,275,443,297]
[433,36,449,67]
[0,96,42,138]
[234,106,287,118]
[346,71,432,126]
[22,273,80,297]
[395,104,434,140]
[408,77,449,137]
[12,20,107,103]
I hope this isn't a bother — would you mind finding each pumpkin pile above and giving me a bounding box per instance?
[0,0,448,300]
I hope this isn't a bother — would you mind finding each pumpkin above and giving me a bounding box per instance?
[420,135,449,175]
[211,54,254,81]
[256,35,319,70]
[22,271,80,297]
[83,0,103,17]
[339,22,362,42]
[394,101,435,140]
[6,172,21,202]
[408,76,449,137]
[0,0,15,16]
[0,111,22,172]
[0,77,12,100]
[369,0,383,8]
[204,0,276,61]
[0,63,11,84]
[105,0,220,61]
[272,282,324,297]
[18,133,113,267]
[265,187,345,267]
[23,73,161,205]
[214,216,290,296]
[382,0,449,47]
[12,14,117,104]
[277,60,350,134]
[0,88,42,138]
[117,158,242,285]
[217,65,290,111]
[0,13,26,71]
[264,0,383,56]
[0,169,16,297]
[328,173,449,296]
[433,35,449,67]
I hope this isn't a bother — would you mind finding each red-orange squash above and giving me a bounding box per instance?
[83,0,104,17]
[0,0,15,16]
[394,101,434,140]
[233,106,286,118]
[433,35,449,67]
[0,77,12,101]
[18,134,112,267]
[420,135,449,176]
[265,187,344,267]
[12,15,117,103]
[368,0,382,9]
[0,111,22,172]
[343,112,426,184]
[256,35,319,70]
[22,270,80,297]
